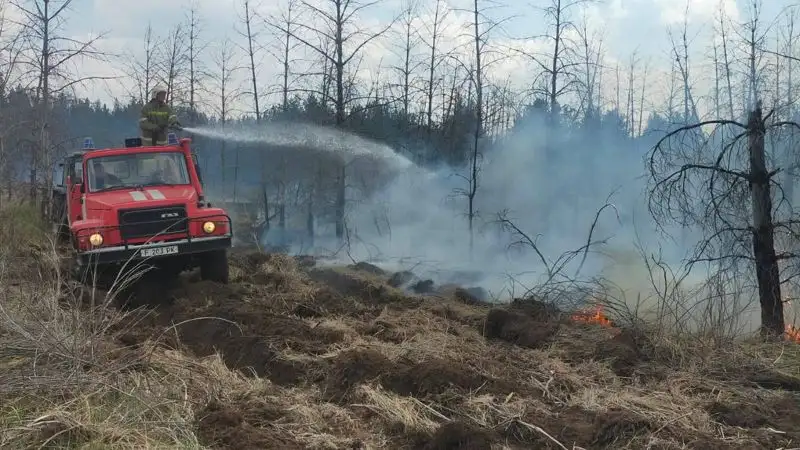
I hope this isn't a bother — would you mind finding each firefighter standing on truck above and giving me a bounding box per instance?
[139,86,181,145]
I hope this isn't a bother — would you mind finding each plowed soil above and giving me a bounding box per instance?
[80,251,800,448]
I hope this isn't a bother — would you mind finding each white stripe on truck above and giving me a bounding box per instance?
[147,189,165,200]
[130,191,147,201]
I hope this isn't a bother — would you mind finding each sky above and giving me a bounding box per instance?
[11,0,793,119]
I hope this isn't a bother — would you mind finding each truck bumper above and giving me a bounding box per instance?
[77,235,232,266]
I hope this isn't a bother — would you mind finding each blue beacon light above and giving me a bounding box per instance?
[167,133,178,145]
[83,137,94,149]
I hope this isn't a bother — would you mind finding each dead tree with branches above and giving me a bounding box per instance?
[420,0,449,133]
[0,3,25,207]
[185,4,208,126]
[236,0,271,235]
[210,37,244,196]
[666,2,700,124]
[283,0,396,244]
[389,0,422,120]
[574,11,603,122]
[159,24,188,107]
[514,0,590,130]
[13,0,111,214]
[646,100,800,338]
[123,24,160,104]
[450,0,511,257]
[264,0,306,236]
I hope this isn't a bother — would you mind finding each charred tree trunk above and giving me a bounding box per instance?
[748,102,785,338]
[262,187,270,234]
[306,197,314,248]
[468,0,483,258]
[333,1,346,243]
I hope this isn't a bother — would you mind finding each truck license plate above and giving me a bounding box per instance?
[140,245,179,258]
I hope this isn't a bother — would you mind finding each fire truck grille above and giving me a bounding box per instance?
[118,205,188,240]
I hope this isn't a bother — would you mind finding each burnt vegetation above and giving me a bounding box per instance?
[2,0,800,449]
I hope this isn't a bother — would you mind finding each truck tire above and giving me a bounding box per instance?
[200,249,229,284]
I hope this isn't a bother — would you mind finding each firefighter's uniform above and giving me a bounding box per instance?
[139,86,179,145]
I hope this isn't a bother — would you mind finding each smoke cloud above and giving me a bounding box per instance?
[186,116,763,332]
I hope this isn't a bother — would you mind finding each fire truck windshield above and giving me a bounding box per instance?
[86,151,190,192]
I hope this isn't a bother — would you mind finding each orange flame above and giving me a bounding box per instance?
[571,305,614,328]
[785,324,800,343]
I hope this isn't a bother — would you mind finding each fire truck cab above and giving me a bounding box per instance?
[51,134,232,284]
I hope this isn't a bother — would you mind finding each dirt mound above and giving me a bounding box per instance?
[196,400,302,450]
[323,348,393,402]
[307,267,420,309]
[348,261,386,276]
[707,396,800,442]
[117,279,342,385]
[323,348,514,405]
[229,249,312,274]
[483,308,559,349]
[591,329,647,377]
[388,270,415,288]
[509,297,562,321]
[425,421,496,450]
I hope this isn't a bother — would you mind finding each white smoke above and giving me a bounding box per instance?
[185,119,763,333]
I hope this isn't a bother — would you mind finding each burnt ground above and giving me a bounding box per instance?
[5,246,800,449]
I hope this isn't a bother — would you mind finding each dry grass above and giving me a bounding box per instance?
[1,204,800,449]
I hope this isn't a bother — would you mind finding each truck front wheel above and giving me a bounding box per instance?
[200,249,229,284]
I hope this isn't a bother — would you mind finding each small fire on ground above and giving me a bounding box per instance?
[784,297,800,343]
[570,305,614,328]
[571,303,800,343]
[786,325,800,343]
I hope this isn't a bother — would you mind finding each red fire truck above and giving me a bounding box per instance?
[50,134,232,284]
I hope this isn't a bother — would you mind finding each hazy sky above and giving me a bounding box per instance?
[33,0,792,117]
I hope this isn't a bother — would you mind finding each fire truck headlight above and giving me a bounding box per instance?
[202,221,216,234]
[88,233,103,246]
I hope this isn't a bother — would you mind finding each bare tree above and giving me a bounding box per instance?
[637,58,649,136]
[124,24,160,104]
[625,50,639,135]
[515,0,590,128]
[449,0,510,256]
[647,98,800,337]
[574,11,603,121]
[283,0,396,243]
[237,0,270,233]
[667,2,699,124]
[389,0,422,119]
[716,3,736,119]
[264,0,305,237]
[13,0,111,211]
[738,0,771,113]
[777,8,798,211]
[264,0,304,112]
[467,0,484,256]
[238,0,263,121]
[159,24,188,107]
[210,37,244,195]
[185,3,208,125]
[420,0,449,132]
[0,2,25,208]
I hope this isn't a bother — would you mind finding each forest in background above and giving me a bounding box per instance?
[0,0,798,335]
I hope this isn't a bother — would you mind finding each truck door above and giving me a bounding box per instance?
[66,159,84,223]
[51,161,66,226]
